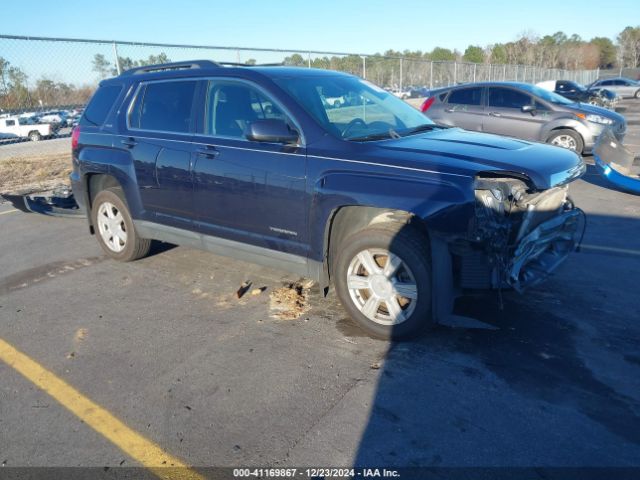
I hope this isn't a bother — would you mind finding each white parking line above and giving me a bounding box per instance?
[0,209,19,216]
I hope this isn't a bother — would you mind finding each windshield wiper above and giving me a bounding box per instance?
[399,123,440,136]
[348,129,400,142]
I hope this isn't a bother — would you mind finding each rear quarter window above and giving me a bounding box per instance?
[80,84,123,127]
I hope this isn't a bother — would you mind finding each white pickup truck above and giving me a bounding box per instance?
[0,116,54,142]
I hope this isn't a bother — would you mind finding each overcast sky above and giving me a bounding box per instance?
[3,0,636,53]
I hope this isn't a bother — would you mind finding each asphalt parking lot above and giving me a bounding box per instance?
[1,101,640,478]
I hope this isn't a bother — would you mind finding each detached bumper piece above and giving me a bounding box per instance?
[594,129,640,194]
[1,185,82,218]
[507,208,582,292]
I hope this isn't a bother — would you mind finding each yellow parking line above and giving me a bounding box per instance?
[581,244,640,257]
[0,337,204,480]
[0,209,19,215]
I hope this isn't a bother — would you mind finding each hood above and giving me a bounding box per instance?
[373,127,585,190]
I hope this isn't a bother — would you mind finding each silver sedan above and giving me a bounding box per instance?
[589,77,640,99]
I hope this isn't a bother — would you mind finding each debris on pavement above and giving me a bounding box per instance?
[269,280,311,320]
[73,328,88,343]
[251,287,267,296]
[370,362,381,370]
[236,281,252,299]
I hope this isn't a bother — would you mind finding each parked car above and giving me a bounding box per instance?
[0,116,53,141]
[38,110,68,126]
[72,61,585,339]
[390,87,411,99]
[588,77,640,99]
[536,80,618,109]
[422,82,626,154]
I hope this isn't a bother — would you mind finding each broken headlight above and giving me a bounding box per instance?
[473,177,529,239]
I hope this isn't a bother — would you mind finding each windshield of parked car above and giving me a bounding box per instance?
[517,83,575,105]
[273,74,434,141]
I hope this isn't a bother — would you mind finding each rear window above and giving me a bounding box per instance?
[129,80,197,133]
[447,87,482,106]
[81,84,122,127]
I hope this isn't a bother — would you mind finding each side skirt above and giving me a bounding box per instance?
[133,220,322,281]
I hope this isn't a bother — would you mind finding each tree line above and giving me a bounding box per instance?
[1,26,639,112]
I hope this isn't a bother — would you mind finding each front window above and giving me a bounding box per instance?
[204,80,290,138]
[273,74,434,141]
[488,88,532,109]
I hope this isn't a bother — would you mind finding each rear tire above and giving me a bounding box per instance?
[547,129,584,154]
[635,89,640,99]
[333,223,433,340]
[29,131,41,142]
[91,188,151,262]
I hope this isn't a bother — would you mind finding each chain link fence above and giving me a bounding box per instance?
[1,34,600,115]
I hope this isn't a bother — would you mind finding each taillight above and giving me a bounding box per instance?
[420,97,435,112]
[71,126,80,150]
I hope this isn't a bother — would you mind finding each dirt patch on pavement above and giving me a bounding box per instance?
[269,280,313,320]
[0,153,72,195]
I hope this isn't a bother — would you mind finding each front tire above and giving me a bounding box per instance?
[91,188,151,262]
[333,224,433,339]
[29,131,41,142]
[547,129,584,154]
[635,89,640,99]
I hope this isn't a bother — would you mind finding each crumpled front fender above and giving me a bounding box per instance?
[593,129,640,195]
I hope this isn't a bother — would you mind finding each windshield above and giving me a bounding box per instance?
[273,74,434,140]
[517,83,575,105]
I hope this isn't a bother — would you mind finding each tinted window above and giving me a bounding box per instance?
[129,80,197,133]
[204,81,289,138]
[488,88,532,108]
[81,84,122,126]
[5,119,15,126]
[599,80,613,86]
[447,87,482,106]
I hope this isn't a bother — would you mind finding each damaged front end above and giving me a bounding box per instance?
[460,173,585,293]
[593,129,640,194]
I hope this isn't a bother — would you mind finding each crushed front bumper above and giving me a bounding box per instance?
[593,129,640,194]
[507,208,582,292]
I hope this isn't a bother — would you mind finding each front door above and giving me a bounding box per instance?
[483,87,546,141]
[191,79,308,257]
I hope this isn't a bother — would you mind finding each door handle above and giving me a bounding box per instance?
[121,137,137,148]
[196,146,219,158]
[488,111,501,117]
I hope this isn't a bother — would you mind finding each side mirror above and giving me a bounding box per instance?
[245,119,299,144]
[521,104,536,114]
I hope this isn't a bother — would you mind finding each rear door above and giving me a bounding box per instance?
[124,79,199,229]
[438,87,484,131]
[483,86,547,141]
[190,78,308,257]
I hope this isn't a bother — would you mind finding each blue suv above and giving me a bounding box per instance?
[71,60,585,339]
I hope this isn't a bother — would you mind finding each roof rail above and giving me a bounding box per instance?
[119,60,221,76]
[218,62,284,67]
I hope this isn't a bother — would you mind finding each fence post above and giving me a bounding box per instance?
[307,52,311,68]
[523,65,527,83]
[429,61,433,89]
[503,64,506,81]
[473,63,476,82]
[399,57,403,90]
[362,56,366,79]
[453,61,457,85]
[112,42,121,75]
